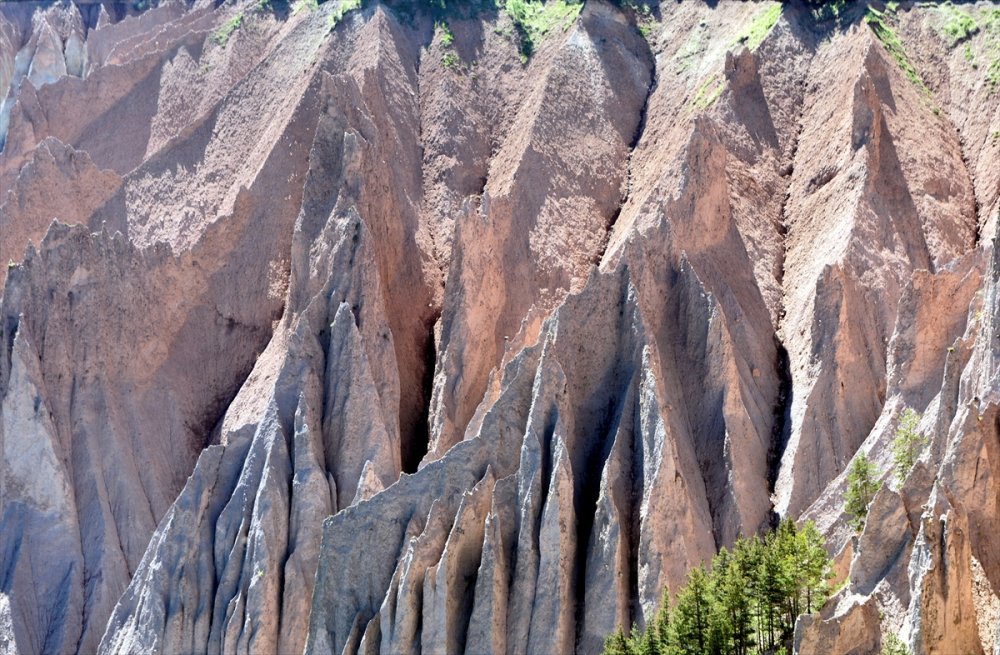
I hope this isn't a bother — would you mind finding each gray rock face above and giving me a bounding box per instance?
[0,2,88,150]
[774,33,974,519]
[0,224,252,654]
[1,3,339,652]
[1,330,82,655]
[5,1,1000,654]
[794,599,881,655]
[425,0,653,462]
[305,231,775,654]
[0,137,121,288]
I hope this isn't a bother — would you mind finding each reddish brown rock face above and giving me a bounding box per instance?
[2,1,1000,654]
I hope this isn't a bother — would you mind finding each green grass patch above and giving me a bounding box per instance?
[328,0,361,30]
[936,2,978,47]
[437,20,455,47]
[691,73,724,111]
[981,9,1000,91]
[964,43,976,66]
[213,13,243,46]
[734,2,782,52]
[866,7,932,97]
[989,57,1000,89]
[504,0,583,61]
[436,20,462,70]
[986,7,1000,33]
[292,0,318,16]
[674,25,706,72]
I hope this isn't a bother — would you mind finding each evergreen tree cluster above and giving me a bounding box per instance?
[844,406,927,533]
[602,519,833,655]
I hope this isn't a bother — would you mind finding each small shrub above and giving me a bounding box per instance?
[328,0,361,31]
[213,13,243,46]
[435,20,462,70]
[292,0,318,16]
[437,20,455,47]
[809,0,852,23]
[989,57,1000,89]
[504,0,583,60]
[618,0,656,43]
[981,9,1000,92]
[964,43,976,66]
[882,632,911,655]
[939,5,978,47]
[844,452,882,532]
[891,407,928,483]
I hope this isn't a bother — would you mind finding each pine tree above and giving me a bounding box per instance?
[712,547,754,655]
[670,566,714,655]
[598,521,835,655]
[603,626,631,655]
[653,586,672,654]
[765,531,793,648]
[891,407,928,483]
[844,452,882,532]
[797,520,833,613]
[735,535,766,652]
[627,621,656,655]
[772,519,800,630]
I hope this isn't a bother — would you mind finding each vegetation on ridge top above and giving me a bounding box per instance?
[505,0,583,60]
[735,2,781,52]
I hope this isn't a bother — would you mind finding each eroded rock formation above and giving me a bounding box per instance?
[3,0,1000,654]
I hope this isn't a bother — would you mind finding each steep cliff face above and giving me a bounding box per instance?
[2,0,1000,654]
